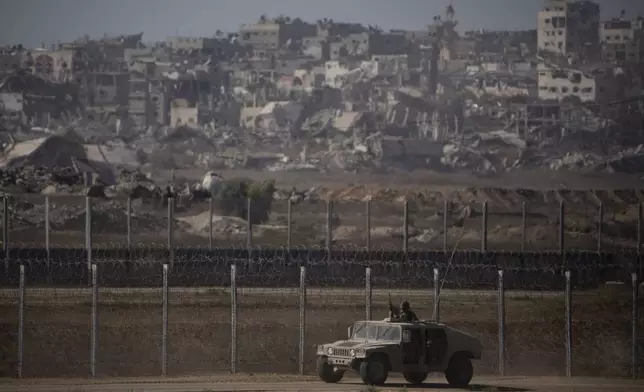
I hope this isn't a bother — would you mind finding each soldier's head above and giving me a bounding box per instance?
[401,300,410,311]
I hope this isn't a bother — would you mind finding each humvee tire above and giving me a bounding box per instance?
[359,355,389,385]
[445,352,473,388]
[403,370,428,385]
[316,357,344,383]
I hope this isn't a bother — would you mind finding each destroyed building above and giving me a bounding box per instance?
[538,0,600,60]
[600,16,644,63]
[2,1,644,184]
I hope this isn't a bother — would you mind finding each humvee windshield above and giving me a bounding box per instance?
[352,322,401,342]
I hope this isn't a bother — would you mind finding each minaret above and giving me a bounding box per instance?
[446,2,455,22]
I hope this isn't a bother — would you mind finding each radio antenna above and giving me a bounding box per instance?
[431,231,465,321]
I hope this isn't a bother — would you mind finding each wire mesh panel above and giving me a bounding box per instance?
[332,200,367,249]
[91,197,129,248]
[168,252,230,375]
[290,199,326,247]
[129,197,173,247]
[440,253,499,375]
[504,255,565,376]
[47,195,86,248]
[525,196,559,252]
[562,191,598,251]
[236,251,299,373]
[408,198,444,251]
[10,195,47,248]
[0,278,18,377]
[571,274,631,377]
[370,200,404,251]
[22,258,90,377]
[95,257,162,376]
[487,199,524,252]
[445,200,484,251]
[601,201,639,252]
[252,199,289,248]
[638,276,643,379]
[305,252,366,374]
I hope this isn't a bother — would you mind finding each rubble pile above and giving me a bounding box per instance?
[0,166,84,194]
[10,199,187,234]
[546,145,644,173]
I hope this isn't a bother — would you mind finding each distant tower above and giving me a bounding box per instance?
[446,2,455,22]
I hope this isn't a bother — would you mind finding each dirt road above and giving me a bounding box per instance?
[1,375,643,392]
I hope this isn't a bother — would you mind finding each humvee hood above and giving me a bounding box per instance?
[331,340,391,349]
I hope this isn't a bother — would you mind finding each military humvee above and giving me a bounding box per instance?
[316,319,483,387]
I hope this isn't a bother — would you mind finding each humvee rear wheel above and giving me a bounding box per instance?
[403,371,428,385]
[359,356,388,385]
[316,357,344,383]
[445,353,473,388]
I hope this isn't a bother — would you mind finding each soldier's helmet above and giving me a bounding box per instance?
[401,300,410,311]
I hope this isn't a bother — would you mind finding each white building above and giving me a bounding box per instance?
[537,0,600,57]
[537,63,640,103]
[538,66,600,102]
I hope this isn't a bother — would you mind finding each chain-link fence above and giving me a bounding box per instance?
[0,194,642,379]
[0,248,641,379]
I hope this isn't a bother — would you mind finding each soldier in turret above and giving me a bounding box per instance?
[399,300,419,322]
[388,295,419,322]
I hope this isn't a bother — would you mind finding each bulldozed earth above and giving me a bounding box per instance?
[4,168,644,252]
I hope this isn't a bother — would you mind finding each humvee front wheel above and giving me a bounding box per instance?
[403,370,428,385]
[445,353,473,388]
[359,355,389,385]
[316,357,344,383]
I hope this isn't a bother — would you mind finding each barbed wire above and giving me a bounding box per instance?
[0,244,640,290]
[0,250,640,378]
[1,192,642,378]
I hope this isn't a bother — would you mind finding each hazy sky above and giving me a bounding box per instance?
[2,0,644,47]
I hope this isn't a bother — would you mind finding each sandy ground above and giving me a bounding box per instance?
[168,168,644,191]
[8,167,644,251]
[0,287,641,379]
[1,375,644,392]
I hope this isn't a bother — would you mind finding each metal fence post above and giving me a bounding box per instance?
[403,200,409,253]
[90,263,98,377]
[565,270,572,377]
[638,203,643,280]
[433,268,440,322]
[85,196,92,284]
[3,196,9,265]
[559,202,565,266]
[246,198,253,257]
[597,202,603,253]
[162,264,169,376]
[365,267,372,321]
[299,265,306,375]
[287,200,292,250]
[365,199,371,251]
[498,269,505,376]
[632,272,639,380]
[208,197,214,250]
[326,200,332,257]
[482,202,488,253]
[230,263,237,373]
[167,198,174,267]
[126,197,132,249]
[17,264,24,378]
[443,200,448,252]
[521,202,527,251]
[45,196,51,284]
